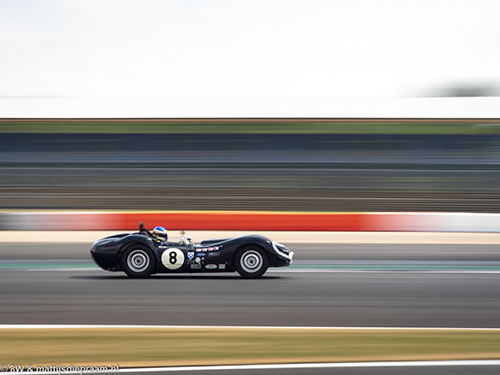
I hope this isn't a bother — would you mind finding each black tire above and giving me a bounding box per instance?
[235,246,269,279]
[121,245,155,278]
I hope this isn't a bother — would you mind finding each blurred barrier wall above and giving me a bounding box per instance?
[1,211,500,232]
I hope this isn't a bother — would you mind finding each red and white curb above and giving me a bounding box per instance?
[3,211,500,232]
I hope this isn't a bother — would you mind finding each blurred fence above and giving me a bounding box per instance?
[1,132,500,212]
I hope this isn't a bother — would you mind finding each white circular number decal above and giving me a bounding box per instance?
[161,248,185,270]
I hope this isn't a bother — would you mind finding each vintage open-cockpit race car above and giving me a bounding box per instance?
[91,222,293,278]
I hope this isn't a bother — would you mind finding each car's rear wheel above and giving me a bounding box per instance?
[121,245,155,278]
[235,246,269,279]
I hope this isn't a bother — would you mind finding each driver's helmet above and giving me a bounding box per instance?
[152,226,168,243]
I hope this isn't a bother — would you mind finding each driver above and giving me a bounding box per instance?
[151,226,168,245]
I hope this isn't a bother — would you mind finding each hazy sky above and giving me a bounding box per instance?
[1,0,499,117]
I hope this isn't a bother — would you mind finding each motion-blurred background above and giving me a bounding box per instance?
[1,118,500,212]
[3,1,500,372]
[1,0,500,214]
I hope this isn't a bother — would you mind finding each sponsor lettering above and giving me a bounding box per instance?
[196,246,220,252]
[205,264,217,270]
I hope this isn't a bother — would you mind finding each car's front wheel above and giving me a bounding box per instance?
[235,246,269,279]
[121,245,155,278]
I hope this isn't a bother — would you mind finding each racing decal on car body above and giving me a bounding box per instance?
[161,248,185,270]
[196,246,220,252]
[187,251,194,260]
[205,264,217,270]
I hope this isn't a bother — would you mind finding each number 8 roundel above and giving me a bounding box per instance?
[161,248,185,270]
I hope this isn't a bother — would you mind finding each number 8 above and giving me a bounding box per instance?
[161,248,185,270]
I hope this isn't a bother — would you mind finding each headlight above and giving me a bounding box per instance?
[272,241,292,259]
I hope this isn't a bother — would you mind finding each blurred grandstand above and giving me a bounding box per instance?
[1,118,500,212]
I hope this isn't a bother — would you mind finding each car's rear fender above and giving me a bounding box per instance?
[116,235,159,267]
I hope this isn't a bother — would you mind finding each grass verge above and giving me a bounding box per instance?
[1,327,500,367]
[1,119,500,134]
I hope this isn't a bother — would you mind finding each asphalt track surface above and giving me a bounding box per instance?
[1,242,500,327]
[2,242,500,374]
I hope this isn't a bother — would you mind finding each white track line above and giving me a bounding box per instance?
[119,360,500,372]
[6,360,500,374]
[271,269,500,274]
[1,324,500,330]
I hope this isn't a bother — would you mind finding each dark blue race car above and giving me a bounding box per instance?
[90,222,294,278]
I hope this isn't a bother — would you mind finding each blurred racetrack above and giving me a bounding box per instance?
[2,241,500,327]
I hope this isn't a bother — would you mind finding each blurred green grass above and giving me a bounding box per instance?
[1,328,500,367]
[1,119,500,134]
